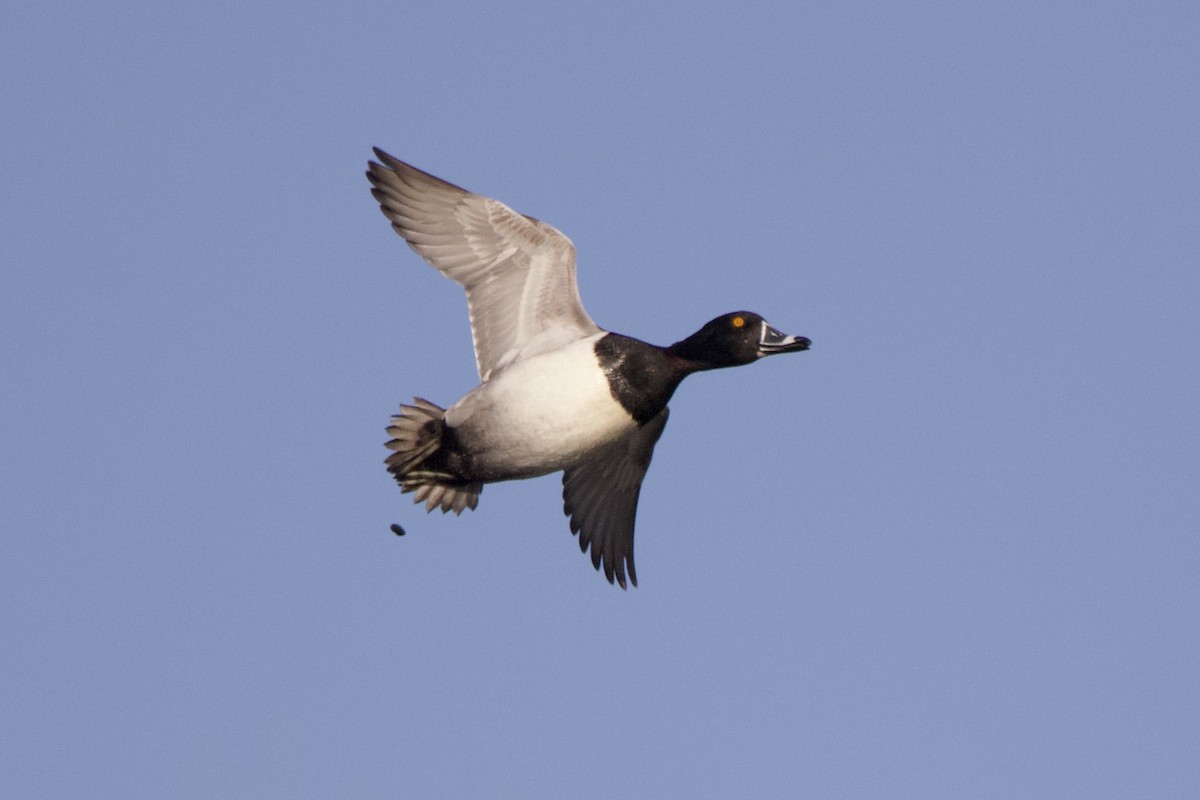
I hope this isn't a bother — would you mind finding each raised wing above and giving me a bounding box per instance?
[562,409,670,589]
[367,149,600,381]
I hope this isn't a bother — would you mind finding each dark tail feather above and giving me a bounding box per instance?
[384,397,482,515]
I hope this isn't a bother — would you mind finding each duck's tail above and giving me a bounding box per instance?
[385,397,482,515]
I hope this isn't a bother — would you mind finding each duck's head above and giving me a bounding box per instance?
[667,311,811,371]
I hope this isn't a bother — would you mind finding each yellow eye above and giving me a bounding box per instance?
[732,316,745,328]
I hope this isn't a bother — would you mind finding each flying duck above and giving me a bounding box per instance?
[367,148,810,588]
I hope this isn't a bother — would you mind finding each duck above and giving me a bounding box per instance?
[366,148,810,588]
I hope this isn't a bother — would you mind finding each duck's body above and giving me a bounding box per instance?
[367,149,810,588]
[444,333,639,481]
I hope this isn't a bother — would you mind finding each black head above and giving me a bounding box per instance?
[667,311,811,371]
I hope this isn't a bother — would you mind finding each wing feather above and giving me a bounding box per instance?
[367,149,600,381]
[562,409,670,589]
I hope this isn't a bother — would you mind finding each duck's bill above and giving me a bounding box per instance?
[758,322,811,356]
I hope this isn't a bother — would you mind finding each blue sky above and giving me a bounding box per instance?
[3,2,1198,797]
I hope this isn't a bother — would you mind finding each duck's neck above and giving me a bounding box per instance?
[665,338,720,373]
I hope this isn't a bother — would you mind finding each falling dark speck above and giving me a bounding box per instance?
[390,523,406,536]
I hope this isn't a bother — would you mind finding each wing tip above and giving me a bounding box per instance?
[372,146,397,166]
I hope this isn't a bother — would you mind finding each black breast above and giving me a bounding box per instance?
[594,333,685,425]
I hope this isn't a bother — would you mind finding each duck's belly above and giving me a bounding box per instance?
[444,336,636,481]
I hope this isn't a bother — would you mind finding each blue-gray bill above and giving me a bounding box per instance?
[757,322,812,356]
